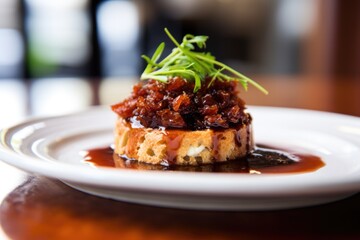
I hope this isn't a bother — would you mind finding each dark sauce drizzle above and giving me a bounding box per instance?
[164,130,185,165]
[83,145,325,174]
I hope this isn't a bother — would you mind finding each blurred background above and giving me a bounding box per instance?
[0,0,359,127]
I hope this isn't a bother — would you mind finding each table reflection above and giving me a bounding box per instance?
[0,77,135,128]
[30,78,93,116]
[0,76,359,130]
[0,80,27,127]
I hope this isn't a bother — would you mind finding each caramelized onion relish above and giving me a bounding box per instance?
[111,77,250,130]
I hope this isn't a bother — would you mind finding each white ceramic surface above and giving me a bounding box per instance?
[1,106,360,210]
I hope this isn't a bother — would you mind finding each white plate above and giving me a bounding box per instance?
[1,106,360,210]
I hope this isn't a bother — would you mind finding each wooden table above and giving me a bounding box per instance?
[0,173,359,240]
[0,76,360,239]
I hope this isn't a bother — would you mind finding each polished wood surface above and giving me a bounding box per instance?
[0,76,359,239]
[1,176,359,240]
[242,75,360,117]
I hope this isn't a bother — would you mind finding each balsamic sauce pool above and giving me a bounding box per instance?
[82,145,325,174]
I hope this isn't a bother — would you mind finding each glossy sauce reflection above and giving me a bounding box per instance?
[83,145,325,174]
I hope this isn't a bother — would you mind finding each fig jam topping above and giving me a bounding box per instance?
[111,77,250,130]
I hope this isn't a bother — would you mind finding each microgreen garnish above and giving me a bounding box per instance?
[141,28,268,94]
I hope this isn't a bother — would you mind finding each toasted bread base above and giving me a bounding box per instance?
[114,117,254,166]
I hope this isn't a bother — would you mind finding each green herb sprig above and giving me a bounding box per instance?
[141,28,268,94]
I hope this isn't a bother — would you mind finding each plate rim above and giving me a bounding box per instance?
[1,105,360,197]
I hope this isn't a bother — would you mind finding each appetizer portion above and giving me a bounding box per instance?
[111,29,267,166]
[112,77,253,165]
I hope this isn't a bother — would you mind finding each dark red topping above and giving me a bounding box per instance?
[111,77,250,130]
